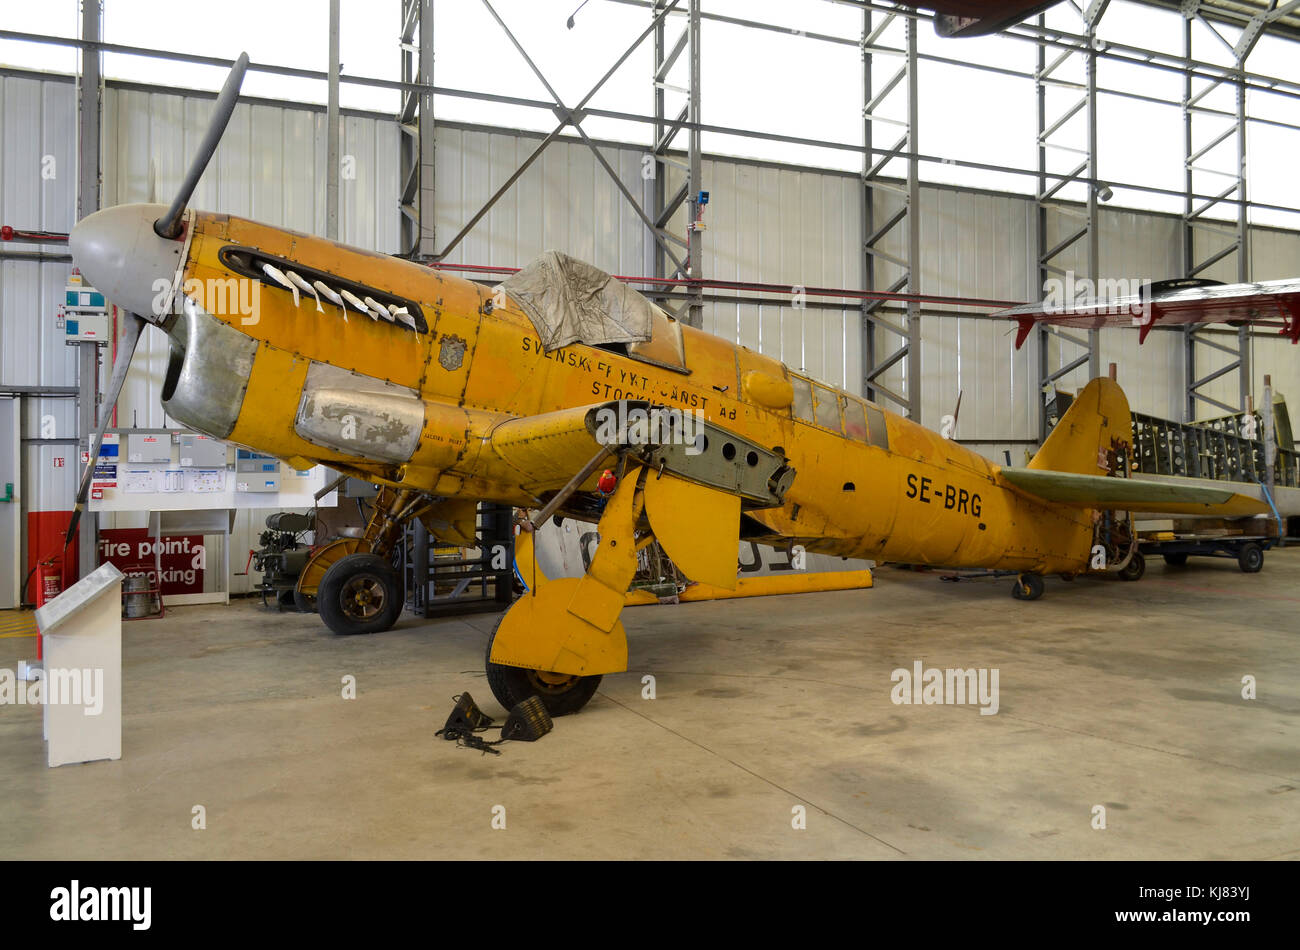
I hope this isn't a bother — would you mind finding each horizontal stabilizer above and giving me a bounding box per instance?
[999,467,1269,517]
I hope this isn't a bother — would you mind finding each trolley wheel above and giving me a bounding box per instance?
[1236,542,1264,574]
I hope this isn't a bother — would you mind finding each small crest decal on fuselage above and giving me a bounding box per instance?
[439,334,467,371]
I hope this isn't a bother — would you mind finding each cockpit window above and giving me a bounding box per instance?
[843,398,869,442]
[865,404,890,450]
[628,309,687,373]
[596,308,688,374]
[790,375,814,422]
[813,385,841,432]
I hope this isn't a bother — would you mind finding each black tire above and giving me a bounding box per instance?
[1162,553,1188,567]
[1118,551,1145,581]
[1237,542,1264,573]
[1011,573,1045,601]
[293,589,317,613]
[317,553,401,635]
[484,613,601,716]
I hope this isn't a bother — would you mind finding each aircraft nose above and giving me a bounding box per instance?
[69,203,187,321]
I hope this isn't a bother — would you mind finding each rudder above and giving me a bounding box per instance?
[1028,377,1132,475]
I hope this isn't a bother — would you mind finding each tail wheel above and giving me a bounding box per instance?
[318,553,402,635]
[484,613,602,716]
[1237,542,1264,573]
[1118,551,1145,582]
[1011,573,1045,601]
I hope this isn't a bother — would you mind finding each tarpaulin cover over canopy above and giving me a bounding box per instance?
[501,250,656,352]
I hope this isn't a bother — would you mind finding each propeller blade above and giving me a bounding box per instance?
[65,313,146,547]
[154,52,250,239]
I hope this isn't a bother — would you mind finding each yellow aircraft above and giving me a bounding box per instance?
[68,55,1267,715]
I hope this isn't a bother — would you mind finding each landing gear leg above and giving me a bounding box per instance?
[1012,573,1045,601]
[486,464,646,715]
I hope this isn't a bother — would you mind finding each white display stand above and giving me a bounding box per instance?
[34,562,124,768]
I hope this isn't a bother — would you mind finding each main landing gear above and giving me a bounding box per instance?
[318,553,402,635]
[484,614,603,716]
[301,486,436,636]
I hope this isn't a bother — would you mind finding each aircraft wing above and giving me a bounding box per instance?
[998,467,1270,517]
[485,401,638,495]
[484,398,794,507]
[998,278,1300,348]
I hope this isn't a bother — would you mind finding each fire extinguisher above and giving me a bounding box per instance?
[36,557,63,608]
[35,557,62,661]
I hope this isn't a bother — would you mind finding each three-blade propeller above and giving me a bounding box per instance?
[65,52,250,549]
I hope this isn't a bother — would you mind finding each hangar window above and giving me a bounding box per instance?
[790,375,814,423]
[813,384,841,432]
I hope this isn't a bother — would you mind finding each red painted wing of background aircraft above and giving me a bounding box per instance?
[998,278,1300,348]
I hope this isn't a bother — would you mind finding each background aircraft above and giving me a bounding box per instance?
[999,278,1300,347]
[899,1,1062,37]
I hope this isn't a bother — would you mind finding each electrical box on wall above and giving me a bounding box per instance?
[64,313,109,342]
[236,449,281,493]
[179,433,228,468]
[127,433,171,464]
[63,280,110,343]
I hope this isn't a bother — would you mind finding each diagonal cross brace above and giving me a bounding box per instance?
[440,0,687,277]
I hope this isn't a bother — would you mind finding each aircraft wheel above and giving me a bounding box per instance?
[484,613,601,716]
[1118,551,1145,581]
[1237,542,1264,574]
[1011,573,1044,601]
[1163,553,1188,567]
[317,553,401,635]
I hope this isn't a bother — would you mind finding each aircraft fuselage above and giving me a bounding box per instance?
[152,210,1093,576]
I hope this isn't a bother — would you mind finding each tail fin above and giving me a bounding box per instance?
[1028,377,1132,475]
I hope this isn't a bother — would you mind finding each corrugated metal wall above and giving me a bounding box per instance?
[0,74,82,521]
[4,76,1300,594]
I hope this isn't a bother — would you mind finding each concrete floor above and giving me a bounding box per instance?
[3,549,1298,860]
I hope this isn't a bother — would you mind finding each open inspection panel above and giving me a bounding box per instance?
[88,428,337,605]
